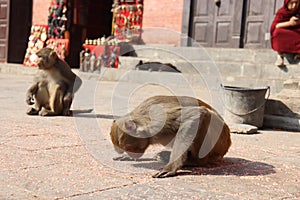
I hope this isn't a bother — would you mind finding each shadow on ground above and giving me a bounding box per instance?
[265,99,300,118]
[76,111,277,177]
[73,112,119,120]
[133,157,275,177]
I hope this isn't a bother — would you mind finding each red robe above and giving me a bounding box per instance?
[270,0,300,53]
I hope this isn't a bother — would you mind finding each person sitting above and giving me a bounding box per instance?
[270,0,300,66]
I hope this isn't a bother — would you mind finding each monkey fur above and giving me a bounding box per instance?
[26,47,82,116]
[110,96,231,178]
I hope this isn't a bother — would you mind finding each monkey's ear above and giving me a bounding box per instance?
[124,120,136,132]
[49,51,58,60]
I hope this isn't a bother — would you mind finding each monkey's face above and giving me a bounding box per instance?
[36,56,56,70]
[110,120,149,159]
[36,56,47,69]
[28,53,51,70]
[35,47,57,70]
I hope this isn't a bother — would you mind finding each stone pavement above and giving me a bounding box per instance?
[0,72,299,200]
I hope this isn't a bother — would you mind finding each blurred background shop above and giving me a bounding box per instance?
[0,0,284,67]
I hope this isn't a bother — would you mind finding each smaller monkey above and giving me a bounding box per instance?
[110,96,231,178]
[135,60,181,73]
[215,0,221,7]
[26,47,82,116]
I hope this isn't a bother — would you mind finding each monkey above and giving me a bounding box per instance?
[135,60,181,73]
[110,95,231,178]
[215,0,221,7]
[26,47,82,116]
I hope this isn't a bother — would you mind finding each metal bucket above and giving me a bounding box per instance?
[221,85,270,128]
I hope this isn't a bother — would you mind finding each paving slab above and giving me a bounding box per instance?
[0,72,299,200]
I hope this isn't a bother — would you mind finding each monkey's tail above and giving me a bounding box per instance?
[71,109,94,114]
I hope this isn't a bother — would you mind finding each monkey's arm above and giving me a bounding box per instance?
[59,65,82,116]
[153,107,207,178]
[26,83,39,105]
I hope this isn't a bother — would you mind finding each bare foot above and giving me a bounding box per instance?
[275,55,284,66]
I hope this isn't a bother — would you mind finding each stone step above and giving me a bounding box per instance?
[119,56,300,78]
[283,78,300,90]
[274,90,300,114]
[0,60,297,97]
[0,63,37,75]
[129,45,279,64]
[118,58,300,95]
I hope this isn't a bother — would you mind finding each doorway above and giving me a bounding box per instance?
[184,0,282,49]
[67,0,113,67]
[8,0,32,63]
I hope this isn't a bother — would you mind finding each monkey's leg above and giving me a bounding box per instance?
[153,107,208,178]
[27,84,49,115]
[39,84,64,116]
[62,76,82,116]
[62,92,73,116]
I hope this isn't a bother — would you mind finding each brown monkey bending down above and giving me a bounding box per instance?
[26,48,82,116]
[110,96,231,178]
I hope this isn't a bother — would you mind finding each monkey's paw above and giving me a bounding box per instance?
[152,169,177,178]
[62,109,73,116]
[39,109,50,116]
[26,108,39,115]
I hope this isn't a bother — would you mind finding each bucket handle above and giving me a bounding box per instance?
[222,85,270,116]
